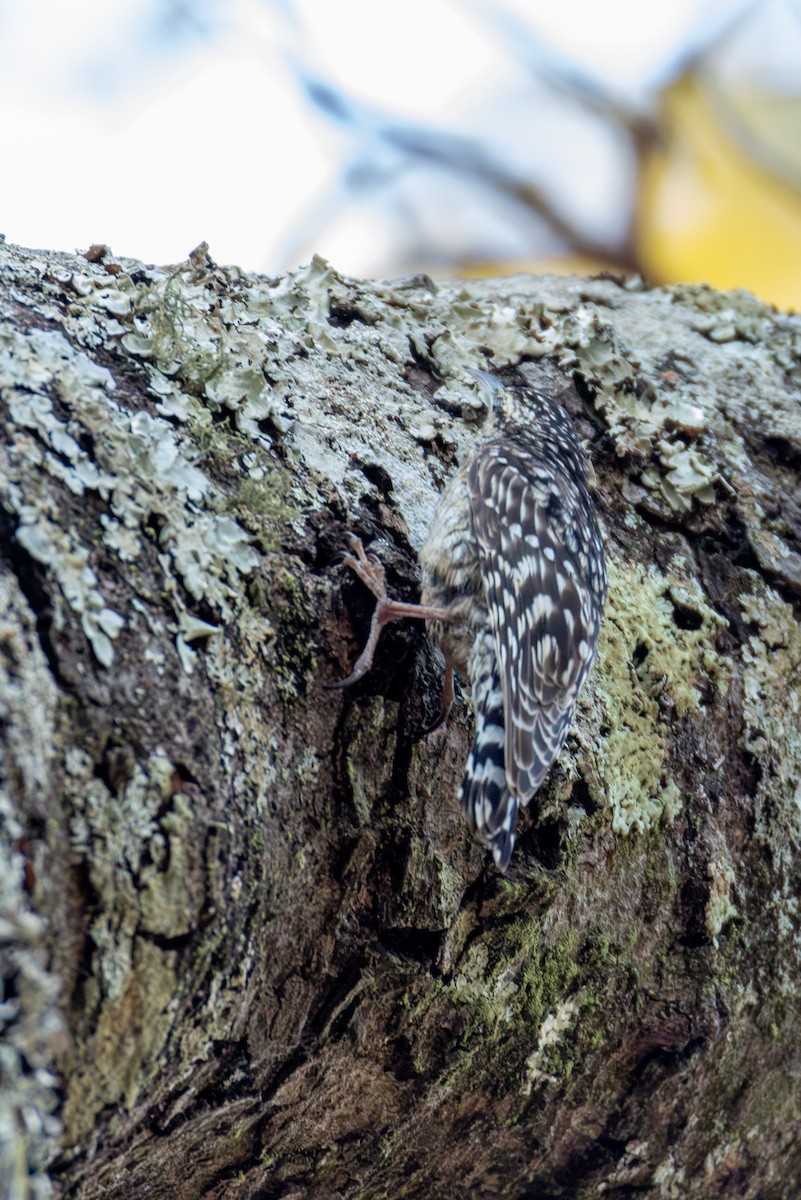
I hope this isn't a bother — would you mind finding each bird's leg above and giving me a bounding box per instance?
[329,536,452,688]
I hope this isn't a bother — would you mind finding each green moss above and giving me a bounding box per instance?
[235,470,300,551]
[440,921,581,1066]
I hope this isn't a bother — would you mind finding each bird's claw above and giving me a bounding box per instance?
[337,536,388,601]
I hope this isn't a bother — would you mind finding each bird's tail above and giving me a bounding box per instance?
[459,637,519,871]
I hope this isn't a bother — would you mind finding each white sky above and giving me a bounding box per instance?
[0,0,764,273]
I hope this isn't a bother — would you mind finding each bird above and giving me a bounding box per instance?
[331,371,607,870]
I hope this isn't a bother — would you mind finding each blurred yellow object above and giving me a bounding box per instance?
[639,72,801,310]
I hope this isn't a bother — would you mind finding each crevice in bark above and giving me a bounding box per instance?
[0,499,72,690]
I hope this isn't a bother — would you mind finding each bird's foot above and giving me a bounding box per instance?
[329,535,451,688]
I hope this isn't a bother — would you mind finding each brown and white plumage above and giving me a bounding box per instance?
[333,374,606,870]
[421,379,606,869]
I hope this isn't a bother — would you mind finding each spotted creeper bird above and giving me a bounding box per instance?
[333,372,607,870]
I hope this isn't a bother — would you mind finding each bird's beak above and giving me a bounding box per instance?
[464,367,504,410]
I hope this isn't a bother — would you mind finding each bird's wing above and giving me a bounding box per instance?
[468,440,599,805]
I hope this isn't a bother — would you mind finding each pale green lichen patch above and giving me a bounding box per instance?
[547,283,801,536]
[522,995,581,1092]
[738,575,801,876]
[61,937,181,1143]
[343,697,399,829]
[15,514,124,668]
[67,750,206,990]
[594,555,729,835]
[0,320,260,666]
[564,310,728,514]
[0,572,65,1194]
[706,856,738,948]
[59,742,247,1139]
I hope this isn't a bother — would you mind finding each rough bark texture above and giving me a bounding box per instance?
[2,237,801,1200]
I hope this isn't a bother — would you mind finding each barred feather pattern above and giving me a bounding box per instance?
[420,384,607,870]
[460,628,519,870]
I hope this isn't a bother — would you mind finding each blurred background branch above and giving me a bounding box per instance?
[2,0,801,304]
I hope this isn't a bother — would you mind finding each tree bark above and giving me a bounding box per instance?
[2,238,800,1200]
